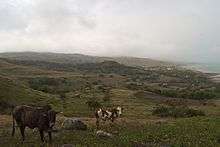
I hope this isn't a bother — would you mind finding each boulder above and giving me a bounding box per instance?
[62,118,87,130]
[96,130,113,139]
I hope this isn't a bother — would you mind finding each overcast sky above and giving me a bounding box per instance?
[0,0,219,63]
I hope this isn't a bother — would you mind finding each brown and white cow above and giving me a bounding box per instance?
[95,106,122,128]
[12,105,58,142]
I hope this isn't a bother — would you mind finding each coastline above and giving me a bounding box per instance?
[210,75,220,83]
[181,64,220,83]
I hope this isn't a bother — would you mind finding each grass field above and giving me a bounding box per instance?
[0,53,220,146]
[0,88,219,146]
[0,116,219,146]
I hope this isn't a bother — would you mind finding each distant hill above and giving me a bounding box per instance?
[0,52,174,68]
[0,51,219,116]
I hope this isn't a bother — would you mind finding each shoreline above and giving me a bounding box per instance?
[181,65,220,83]
[181,65,220,74]
[210,75,220,83]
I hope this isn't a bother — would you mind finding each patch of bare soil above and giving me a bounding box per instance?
[0,115,12,127]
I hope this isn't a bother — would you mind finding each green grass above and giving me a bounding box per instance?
[0,57,220,146]
[0,117,219,147]
[0,76,62,113]
[152,105,205,118]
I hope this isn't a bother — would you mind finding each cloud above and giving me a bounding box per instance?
[0,0,219,63]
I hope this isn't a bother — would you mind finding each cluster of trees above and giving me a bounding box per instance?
[76,61,147,76]
[152,105,205,118]
[146,86,216,100]
[156,67,210,84]
[28,77,76,94]
[160,89,216,100]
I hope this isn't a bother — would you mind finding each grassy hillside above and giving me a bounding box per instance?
[0,76,61,113]
[0,52,219,146]
[0,116,219,147]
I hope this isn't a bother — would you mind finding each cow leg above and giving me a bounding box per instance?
[39,130,44,142]
[48,131,52,142]
[12,115,15,137]
[19,126,25,141]
[96,119,100,129]
[111,117,115,123]
[12,127,15,137]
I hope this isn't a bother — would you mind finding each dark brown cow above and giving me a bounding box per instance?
[12,105,58,142]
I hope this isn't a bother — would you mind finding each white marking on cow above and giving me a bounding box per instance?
[95,106,123,128]
[106,110,112,118]
[116,107,122,116]
[97,109,102,118]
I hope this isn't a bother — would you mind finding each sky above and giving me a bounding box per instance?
[0,0,219,63]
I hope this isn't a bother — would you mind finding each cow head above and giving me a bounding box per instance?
[47,110,59,128]
[116,106,123,116]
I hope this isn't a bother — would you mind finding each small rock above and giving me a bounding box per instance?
[96,130,113,138]
[62,118,87,130]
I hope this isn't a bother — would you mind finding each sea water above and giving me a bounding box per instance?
[183,63,220,73]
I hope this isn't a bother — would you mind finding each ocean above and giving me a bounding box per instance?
[183,63,220,73]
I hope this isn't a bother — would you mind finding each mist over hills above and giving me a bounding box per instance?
[0,52,174,68]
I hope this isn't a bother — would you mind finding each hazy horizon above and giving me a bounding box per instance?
[0,0,219,63]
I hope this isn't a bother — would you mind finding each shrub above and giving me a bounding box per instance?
[28,77,77,94]
[161,89,178,97]
[0,101,13,114]
[152,105,205,118]
[145,85,216,100]
[86,100,102,110]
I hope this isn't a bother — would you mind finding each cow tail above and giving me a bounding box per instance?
[11,108,15,137]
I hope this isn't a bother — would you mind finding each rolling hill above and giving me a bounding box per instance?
[0,52,174,68]
[0,52,219,146]
[0,76,60,112]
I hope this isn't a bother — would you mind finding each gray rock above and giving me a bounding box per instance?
[62,118,87,130]
[96,130,113,138]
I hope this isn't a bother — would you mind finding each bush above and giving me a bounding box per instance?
[145,85,216,100]
[28,77,78,94]
[0,101,13,114]
[86,100,102,110]
[152,105,205,118]
[161,89,178,97]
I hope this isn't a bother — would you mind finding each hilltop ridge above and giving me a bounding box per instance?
[0,52,174,68]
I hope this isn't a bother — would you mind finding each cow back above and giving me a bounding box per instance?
[13,105,49,129]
